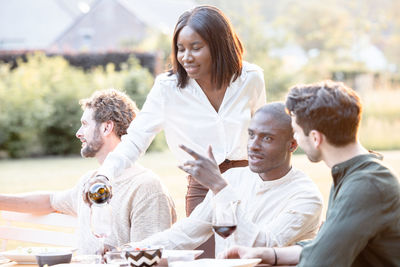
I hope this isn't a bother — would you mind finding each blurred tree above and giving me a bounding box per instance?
[280,1,353,52]
[121,57,155,108]
[365,0,400,73]
[0,53,159,158]
[274,0,361,83]
[0,53,90,157]
[196,0,400,94]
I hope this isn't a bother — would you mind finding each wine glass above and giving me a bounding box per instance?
[88,183,113,258]
[90,203,112,257]
[212,201,238,252]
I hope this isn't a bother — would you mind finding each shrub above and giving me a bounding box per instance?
[0,53,163,158]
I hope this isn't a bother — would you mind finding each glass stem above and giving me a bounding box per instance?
[227,232,236,253]
[99,237,105,263]
[225,234,231,254]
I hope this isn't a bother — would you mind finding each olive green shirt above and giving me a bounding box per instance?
[298,153,400,267]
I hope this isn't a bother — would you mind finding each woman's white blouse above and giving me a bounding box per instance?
[98,61,266,180]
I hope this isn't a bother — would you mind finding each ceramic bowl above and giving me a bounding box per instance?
[105,251,128,265]
[35,251,72,267]
[124,248,162,267]
[71,254,102,264]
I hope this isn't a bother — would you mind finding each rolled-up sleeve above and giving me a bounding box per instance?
[50,173,92,216]
[50,188,78,216]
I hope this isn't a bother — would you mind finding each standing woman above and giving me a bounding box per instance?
[90,5,266,256]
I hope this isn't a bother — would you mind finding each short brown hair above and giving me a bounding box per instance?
[285,80,362,146]
[170,5,243,88]
[79,89,138,137]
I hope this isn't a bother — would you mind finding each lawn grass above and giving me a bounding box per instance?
[1,150,399,250]
[359,89,400,150]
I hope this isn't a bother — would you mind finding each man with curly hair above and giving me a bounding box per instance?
[0,89,176,254]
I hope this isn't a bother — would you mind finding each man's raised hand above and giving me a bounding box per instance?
[178,145,227,195]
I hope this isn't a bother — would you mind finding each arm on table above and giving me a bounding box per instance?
[124,190,214,250]
[216,184,322,248]
[223,245,302,266]
[295,180,389,266]
[0,192,55,214]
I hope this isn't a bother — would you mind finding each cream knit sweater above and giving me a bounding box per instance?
[50,164,176,254]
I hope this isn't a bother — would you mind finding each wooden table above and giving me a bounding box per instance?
[1,261,295,267]
[1,263,36,267]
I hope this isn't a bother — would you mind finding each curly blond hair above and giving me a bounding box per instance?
[79,89,139,137]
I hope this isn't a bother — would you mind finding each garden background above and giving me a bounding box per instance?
[0,0,399,250]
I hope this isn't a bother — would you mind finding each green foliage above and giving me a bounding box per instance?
[121,57,155,108]
[197,0,400,98]
[2,0,400,156]
[0,53,157,158]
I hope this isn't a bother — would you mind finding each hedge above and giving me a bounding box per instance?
[0,52,165,158]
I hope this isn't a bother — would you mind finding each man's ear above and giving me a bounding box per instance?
[288,139,298,152]
[102,120,114,136]
[309,130,323,148]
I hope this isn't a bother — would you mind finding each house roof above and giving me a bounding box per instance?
[0,0,195,52]
[0,0,93,50]
[50,0,196,52]
[119,0,195,34]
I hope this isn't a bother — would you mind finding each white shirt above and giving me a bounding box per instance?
[50,164,176,254]
[132,166,323,255]
[98,62,266,180]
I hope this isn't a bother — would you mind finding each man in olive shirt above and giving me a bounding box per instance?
[222,80,400,266]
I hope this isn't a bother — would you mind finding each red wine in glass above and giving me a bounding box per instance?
[212,201,238,252]
[213,225,237,239]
